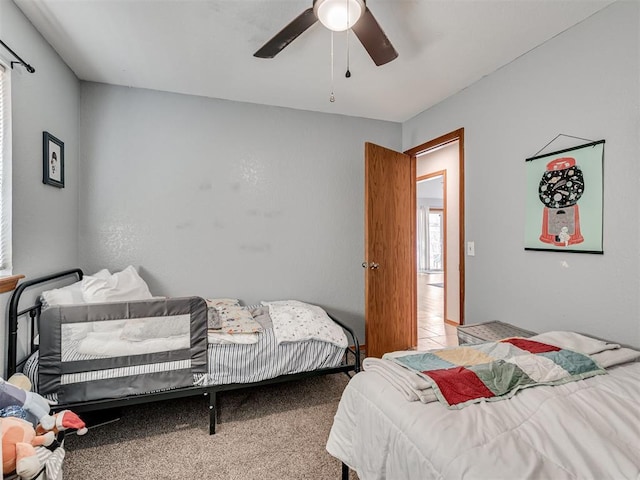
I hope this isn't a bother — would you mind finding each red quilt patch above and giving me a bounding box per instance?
[424,367,495,405]
[501,338,561,354]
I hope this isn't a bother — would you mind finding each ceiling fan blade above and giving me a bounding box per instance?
[254,8,318,59]
[351,7,398,66]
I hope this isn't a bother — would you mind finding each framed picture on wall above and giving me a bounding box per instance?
[43,131,64,188]
[524,140,604,253]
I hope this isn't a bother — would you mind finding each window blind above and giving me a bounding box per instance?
[0,62,12,275]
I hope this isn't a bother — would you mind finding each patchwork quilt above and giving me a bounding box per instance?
[389,338,606,408]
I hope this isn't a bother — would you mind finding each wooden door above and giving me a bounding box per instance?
[364,142,416,358]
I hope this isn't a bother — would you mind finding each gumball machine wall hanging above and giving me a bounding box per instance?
[537,157,584,247]
[525,139,604,254]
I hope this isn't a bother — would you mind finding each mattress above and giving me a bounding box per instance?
[24,306,346,402]
[326,361,640,479]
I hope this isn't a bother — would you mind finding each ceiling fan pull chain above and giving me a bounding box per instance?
[345,0,351,78]
[345,34,351,78]
[330,31,336,102]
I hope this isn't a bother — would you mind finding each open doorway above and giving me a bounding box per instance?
[409,130,464,350]
[417,178,444,275]
[417,174,446,348]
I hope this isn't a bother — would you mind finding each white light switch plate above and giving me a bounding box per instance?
[467,241,475,256]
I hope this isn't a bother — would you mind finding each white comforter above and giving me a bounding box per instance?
[327,361,640,479]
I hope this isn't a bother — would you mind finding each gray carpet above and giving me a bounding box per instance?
[63,374,358,479]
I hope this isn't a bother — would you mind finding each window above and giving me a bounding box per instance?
[0,62,12,276]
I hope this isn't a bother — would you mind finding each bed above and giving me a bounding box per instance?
[327,331,640,479]
[7,268,361,436]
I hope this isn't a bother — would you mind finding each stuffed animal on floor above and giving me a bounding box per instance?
[7,373,32,392]
[0,376,55,430]
[36,410,88,437]
[1,416,55,479]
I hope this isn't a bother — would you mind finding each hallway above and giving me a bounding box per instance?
[417,272,459,350]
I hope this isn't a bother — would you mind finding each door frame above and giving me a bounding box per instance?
[405,128,465,328]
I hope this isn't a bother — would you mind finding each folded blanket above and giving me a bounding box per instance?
[263,300,347,348]
[363,357,436,404]
[215,305,264,334]
[530,331,620,355]
[387,338,606,409]
[375,333,640,407]
[590,347,640,368]
[205,298,241,330]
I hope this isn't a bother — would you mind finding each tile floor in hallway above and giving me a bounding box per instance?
[417,272,459,350]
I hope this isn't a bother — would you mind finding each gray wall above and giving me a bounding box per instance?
[3,0,639,381]
[403,1,640,347]
[78,82,401,341]
[0,0,80,375]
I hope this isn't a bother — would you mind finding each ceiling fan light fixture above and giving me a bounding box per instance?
[314,0,364,32]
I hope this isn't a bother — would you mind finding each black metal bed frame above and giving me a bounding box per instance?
[7,268,361,436]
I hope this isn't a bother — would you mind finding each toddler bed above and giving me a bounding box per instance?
[327,331,640,479]
[8,268,360,435]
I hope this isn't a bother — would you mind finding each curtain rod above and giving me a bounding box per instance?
[0,39,35,73]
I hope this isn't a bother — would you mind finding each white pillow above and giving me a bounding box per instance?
[81,265,153,304]
[41,269,111,306]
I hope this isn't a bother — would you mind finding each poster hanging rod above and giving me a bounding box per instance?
[530,133,598,158]
[0,39,35,73]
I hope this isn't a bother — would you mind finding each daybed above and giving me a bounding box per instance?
[327,331,640,479]
[8,268,360,435]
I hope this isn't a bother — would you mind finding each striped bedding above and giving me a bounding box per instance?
[24,306,345,402]
[205,321,346,385]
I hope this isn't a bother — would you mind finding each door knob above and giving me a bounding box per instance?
[370,262,379,270]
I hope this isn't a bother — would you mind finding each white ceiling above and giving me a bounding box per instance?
[15,0,614,122]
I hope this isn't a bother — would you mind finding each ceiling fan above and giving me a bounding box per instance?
[254,0,398,66]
